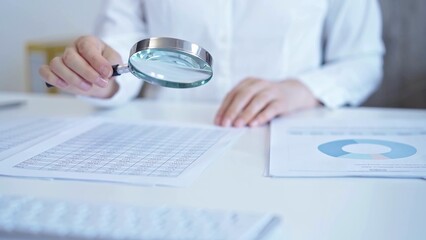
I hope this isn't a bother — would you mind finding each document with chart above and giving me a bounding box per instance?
[0,118,241,186]
[269,117,426,178]
[0,117,81,160]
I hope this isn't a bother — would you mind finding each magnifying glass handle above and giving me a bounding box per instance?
[111,64,130,77]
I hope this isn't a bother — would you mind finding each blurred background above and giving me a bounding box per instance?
[0,0,103,93]
[0,0,425,108]
[365,0,426,108]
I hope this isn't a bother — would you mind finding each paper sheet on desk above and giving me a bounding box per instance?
[0,118,242,187]
[0,117,81,160]
[269,117,426,179]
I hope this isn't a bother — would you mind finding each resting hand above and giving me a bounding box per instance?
[39,36,122,98]
[215,78,319,127]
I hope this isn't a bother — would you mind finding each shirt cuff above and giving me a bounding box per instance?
[296,70,349,109]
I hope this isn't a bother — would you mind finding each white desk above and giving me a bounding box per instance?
[0,92,425,240]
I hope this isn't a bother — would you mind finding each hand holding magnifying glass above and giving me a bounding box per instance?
[44,37,213,90]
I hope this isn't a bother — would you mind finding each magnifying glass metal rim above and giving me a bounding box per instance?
[114,37,214,89]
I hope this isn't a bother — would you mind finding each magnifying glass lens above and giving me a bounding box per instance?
[129,49,213,88]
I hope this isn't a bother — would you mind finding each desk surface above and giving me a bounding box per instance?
[0,92,425,240]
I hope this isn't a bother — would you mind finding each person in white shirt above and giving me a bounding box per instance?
[39,0,384,128]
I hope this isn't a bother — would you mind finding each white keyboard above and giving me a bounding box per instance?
[0,195,281,240]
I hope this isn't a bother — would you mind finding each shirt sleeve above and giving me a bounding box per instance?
[296,0,385,108]
[79,0,147,107]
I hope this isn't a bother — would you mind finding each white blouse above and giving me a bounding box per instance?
[84,0,384,108]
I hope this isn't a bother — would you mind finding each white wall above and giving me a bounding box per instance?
[0,0,103,92]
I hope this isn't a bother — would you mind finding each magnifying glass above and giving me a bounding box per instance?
[113,37,213,88]
[47,37,213,89]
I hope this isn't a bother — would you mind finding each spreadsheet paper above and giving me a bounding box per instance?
[0,119,241,186]
[0,117,79,160]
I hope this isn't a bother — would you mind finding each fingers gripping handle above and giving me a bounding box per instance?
[45,65,128,88]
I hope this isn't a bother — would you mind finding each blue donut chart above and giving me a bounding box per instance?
[318,139,417,160]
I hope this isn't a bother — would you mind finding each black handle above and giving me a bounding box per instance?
[111,64,121,77]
